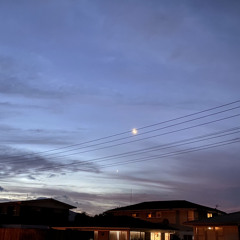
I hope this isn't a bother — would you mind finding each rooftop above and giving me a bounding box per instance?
[106,200,225,214]
[0,198,76,209]
[92,215,176,230]
[185,211,240,226]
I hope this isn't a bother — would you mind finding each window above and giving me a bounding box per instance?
[131,231,145,240]
[207,213,213,218]
[132,213,139,218]
[151,232,161,240]
[147,213,152,218]
[151,232,171,240]
[110,231,128,240]
[164,233,171,240]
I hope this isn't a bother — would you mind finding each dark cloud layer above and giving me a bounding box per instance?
[0,145,101,181]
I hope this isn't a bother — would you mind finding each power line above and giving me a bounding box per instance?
[98,138,240,169]
[18,137,240,175]
[1,112,240,165]
[8,128,239,174]
[1,100,240,161]
[32,105,240,157]
[1,107,240,165]
[40,113,240,158]
[33,128,240,171]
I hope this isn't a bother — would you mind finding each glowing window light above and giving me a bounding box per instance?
[207,213,213,218]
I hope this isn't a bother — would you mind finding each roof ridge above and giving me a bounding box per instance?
[105,200,225,214]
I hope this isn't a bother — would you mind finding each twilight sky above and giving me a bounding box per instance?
[0,0,240,215]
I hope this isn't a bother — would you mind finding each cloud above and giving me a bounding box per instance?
[0,55,67,99]
[1,144,240,215]
[0,145,101,180]
[27,175,36,180]
[0,186,6,192]
[0,123,87,147]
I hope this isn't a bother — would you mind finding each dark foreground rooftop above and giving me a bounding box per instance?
[92,215,176,230]
[0,198,75,209]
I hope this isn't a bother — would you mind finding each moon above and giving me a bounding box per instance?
[131,128,138,135]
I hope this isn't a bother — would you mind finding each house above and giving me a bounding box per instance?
[105,200,225,240]
[0,198,76,225]
[185,211,240,240]
[0,198,91,240]
[53,226,173,240]
[54,215,176,240]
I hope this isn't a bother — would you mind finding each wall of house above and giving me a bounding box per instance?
[0,228,93,240]
[111,209,196,225]
[222,226,239,240]
[194,226,239,240]
[98,231,109,240]
[20,206,69,224]
[0,205,69,225]
[0,228,49,240]
[0,204,20,216]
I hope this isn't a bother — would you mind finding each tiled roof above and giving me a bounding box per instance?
[185,211,240,226]
[106,200,225,214]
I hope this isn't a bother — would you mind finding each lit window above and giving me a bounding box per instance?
[147,213,152,218]
[151,232,161,240]
[132,213,139,218]
[165,233,170,240]
[207,213,213,218]
[131,231,145,240]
